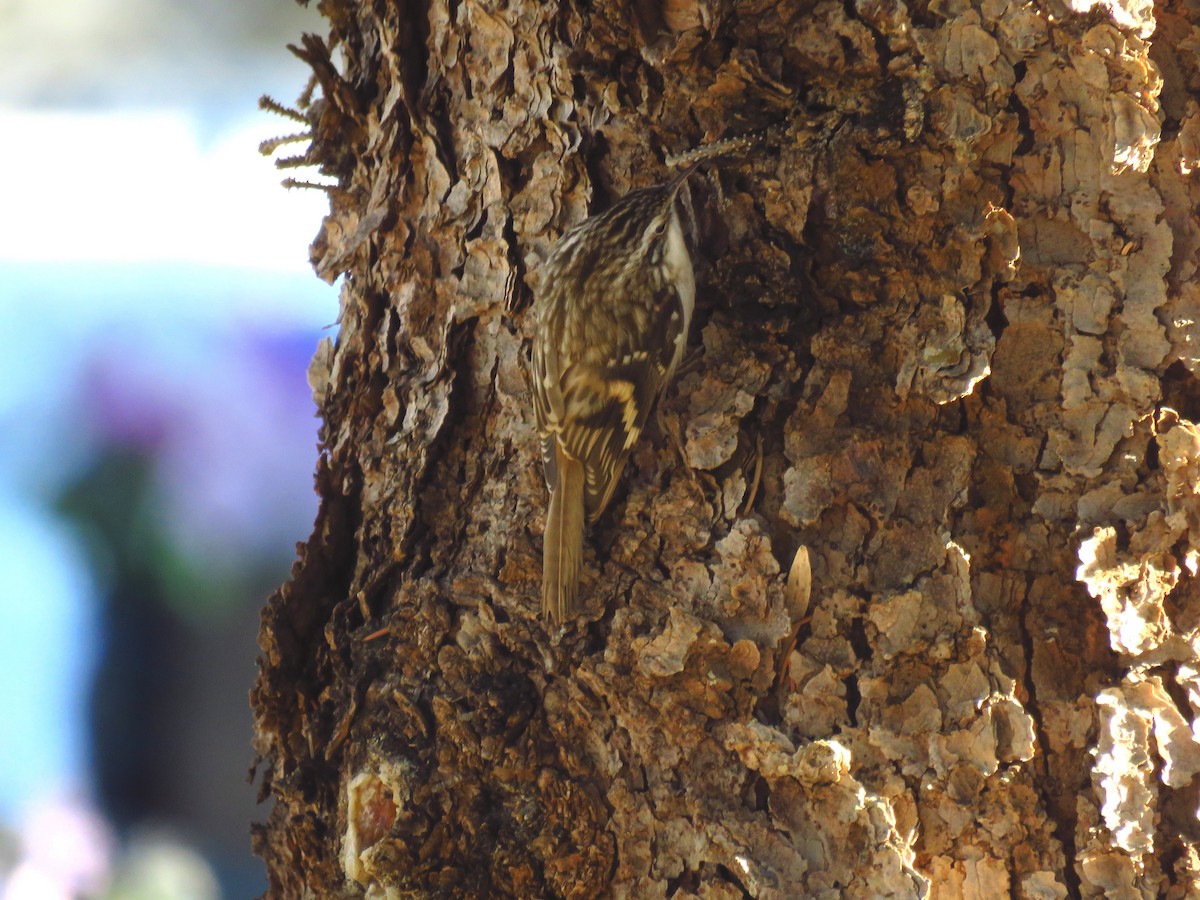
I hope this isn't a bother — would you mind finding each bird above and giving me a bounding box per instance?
[532,165,698,623]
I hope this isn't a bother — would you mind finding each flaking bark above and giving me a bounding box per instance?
[252,1,1200,896]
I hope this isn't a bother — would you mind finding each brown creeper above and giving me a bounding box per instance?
[532,166,698,623]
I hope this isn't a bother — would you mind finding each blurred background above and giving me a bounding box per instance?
[0,1,337,896]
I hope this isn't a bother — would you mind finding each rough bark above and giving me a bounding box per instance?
[251,0,1200,897]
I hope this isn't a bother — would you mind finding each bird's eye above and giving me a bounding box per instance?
[653,221,666,236]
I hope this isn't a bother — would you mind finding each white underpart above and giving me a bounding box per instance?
[664,212,695,373]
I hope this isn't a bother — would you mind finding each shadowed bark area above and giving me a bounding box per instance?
[251,0,1200,896]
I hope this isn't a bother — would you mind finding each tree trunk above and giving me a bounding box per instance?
[251,1,1200,896]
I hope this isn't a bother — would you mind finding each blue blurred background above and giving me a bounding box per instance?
[0,2,336,896]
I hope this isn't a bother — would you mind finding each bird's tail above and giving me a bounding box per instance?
[543,446,584,623]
